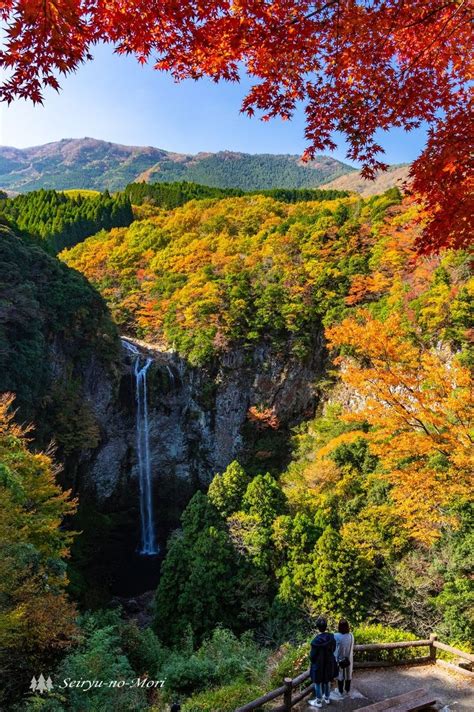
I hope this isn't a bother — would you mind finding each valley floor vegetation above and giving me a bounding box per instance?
[0,184,472,711]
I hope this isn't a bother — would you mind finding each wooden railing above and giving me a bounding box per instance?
[235,636,474,712]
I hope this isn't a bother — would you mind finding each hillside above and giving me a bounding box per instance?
[138,150,354,190]
[321,163,411,195]
[124,181,348,210]
[0,137,355,193]
[60,192,373,364]
[60,187,469,370]
[3,190,472,710]
[0,223,119,445]
[0,189,133,253]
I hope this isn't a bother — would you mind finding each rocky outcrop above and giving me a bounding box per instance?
[80,336,323,495]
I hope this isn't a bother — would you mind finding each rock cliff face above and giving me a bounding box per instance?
[62,333,326,597]
[74,334,326,536]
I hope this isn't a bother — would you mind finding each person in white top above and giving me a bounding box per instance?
[334,619,354,696]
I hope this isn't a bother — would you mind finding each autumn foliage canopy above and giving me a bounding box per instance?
[1,1,472,253]
[324,313,473,543]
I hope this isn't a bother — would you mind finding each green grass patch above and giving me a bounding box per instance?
[62,189,102,197]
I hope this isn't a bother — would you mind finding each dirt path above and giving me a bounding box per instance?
[297,665,473,712]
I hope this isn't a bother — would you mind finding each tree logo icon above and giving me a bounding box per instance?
[30,674,53,694]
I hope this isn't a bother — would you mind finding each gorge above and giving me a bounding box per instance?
[0,191,399,600]
[0,221,327,599]
[82,332,325,595]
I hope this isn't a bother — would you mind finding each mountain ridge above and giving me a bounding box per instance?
[0,137,356,193]
[321,163,411,196]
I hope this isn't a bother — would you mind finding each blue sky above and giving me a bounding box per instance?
[0,43,427,165]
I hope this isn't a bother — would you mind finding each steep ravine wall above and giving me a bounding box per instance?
[58,333,326,597]
[78,334,325,505]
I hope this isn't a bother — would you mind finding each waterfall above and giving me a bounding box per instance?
[122,339,158,555]
[166,364,176,389]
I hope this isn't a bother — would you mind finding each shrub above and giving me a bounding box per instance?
[354,624,422,663]
[160,628,268,700]
[196,628,267,683]
[268,641,309,687]
[120,621,166,676]
[181,681,264,712]
[54,625,147,711]
[22,695,67,711]
[160,655,218,697]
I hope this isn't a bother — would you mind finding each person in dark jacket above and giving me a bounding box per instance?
[309,617,337,707]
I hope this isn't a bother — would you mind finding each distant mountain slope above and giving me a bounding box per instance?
[0,138,355,193]
[321,164,411,196]
[0,138,168,193]
[137,151,354,190]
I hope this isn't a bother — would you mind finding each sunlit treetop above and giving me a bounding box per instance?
[1,1,472,253]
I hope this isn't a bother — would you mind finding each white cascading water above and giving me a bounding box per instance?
[122,339,158,555]
[166,364,175,389]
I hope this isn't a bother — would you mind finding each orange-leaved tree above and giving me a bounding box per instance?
[1,1,472,253]
[0,394,78,702]
[323,311,473,543]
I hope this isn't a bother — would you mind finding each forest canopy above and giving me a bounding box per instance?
[0,189,133,253]
[0,223,119,449]
[125,181,349,210]
[1,185,472,709]
[61,189,473,538]
[61,191,402,364]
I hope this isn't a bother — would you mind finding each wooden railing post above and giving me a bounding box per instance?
[283,677,293,712]
[429,634,437,663]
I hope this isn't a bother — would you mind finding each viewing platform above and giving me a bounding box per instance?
[235,638,474,712]
[298,664,473,712]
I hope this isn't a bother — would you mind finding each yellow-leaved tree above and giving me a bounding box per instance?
[323,311,473,543]
[0,394,78,705]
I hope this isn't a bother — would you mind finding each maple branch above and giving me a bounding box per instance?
[337,0,470,169]
[399,2,457,30]
[428,11,474,69]
[400,0,469,78]
[370,0,407,59]
[363,374,441,441]
[299,0,341,24]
